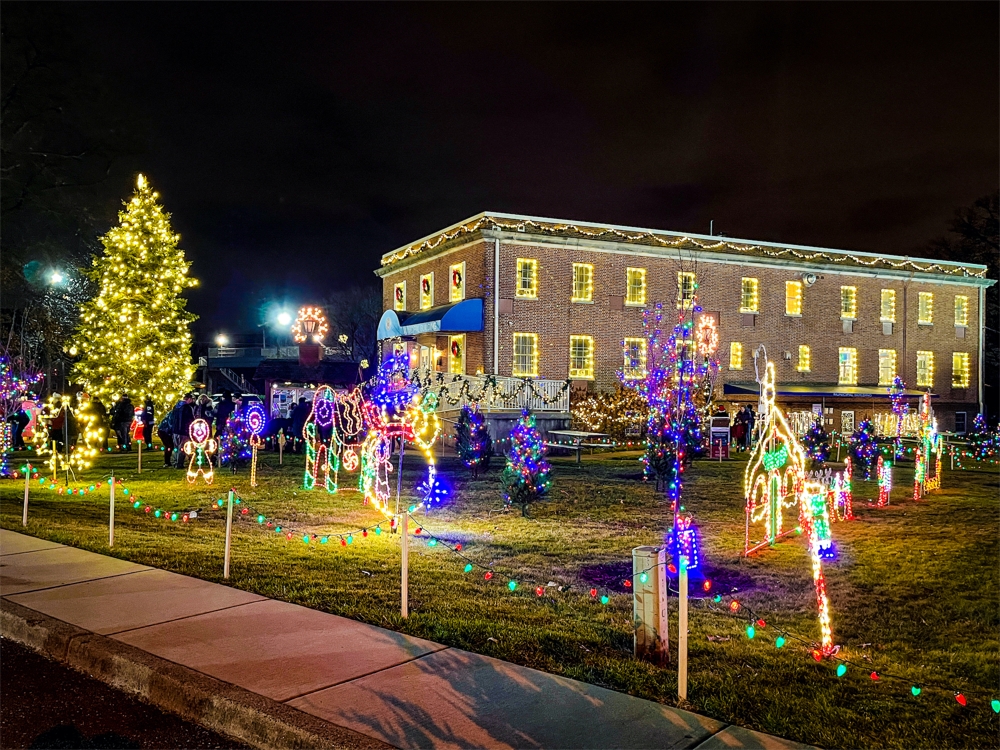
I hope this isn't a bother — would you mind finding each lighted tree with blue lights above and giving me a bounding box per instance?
[501,409,551,517]
[802,418,831,468]
[456,403,492,477]
[219,410,251,471]
[850,419,878,479]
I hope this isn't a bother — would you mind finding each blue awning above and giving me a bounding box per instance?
[377,298,484,340]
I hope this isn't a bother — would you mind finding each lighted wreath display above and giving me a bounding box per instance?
[452,269,463,289]
[451,340,462,358]
[422,278,431,294]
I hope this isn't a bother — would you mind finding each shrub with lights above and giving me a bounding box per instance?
[571,382,648,441]
[67,174,197,419]
[850,419,878,480]
[967,414,995,463]
[801,418,831,468]
[456,403,492,477]
[501,409,551,517]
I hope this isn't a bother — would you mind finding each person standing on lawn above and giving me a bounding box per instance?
[213,390,235,437]
[112,394,134,451]
[171,393,196,468]
[141,397,155,450]
[157,410,175,467]
[289,396,310,453]
[746,404,756,448]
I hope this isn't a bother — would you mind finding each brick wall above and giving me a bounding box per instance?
[378,234,982,429]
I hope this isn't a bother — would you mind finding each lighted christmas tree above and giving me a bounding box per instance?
[68,175,197,418]
[218,410,252,471]
[501,409,551,517]
[801,419,831,468]
[456,403,492,477]
[967,414,996,463]
[849,419,878,480]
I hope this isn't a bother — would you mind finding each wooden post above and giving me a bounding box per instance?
[223,488,234,579]
[137,441,142,474]
[836,437,842,462]
[22,462,30,527]
[401,509,409,618]
[632,546,668,664]
[108,472,115,548]
[678,556,689,701]
[950,445,954,471]
[278,433,285,465]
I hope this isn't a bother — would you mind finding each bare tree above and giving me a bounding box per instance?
[322,286,382,365]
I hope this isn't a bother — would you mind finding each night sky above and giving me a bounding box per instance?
[6,3,998,336]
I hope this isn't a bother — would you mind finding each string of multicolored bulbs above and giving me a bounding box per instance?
[694,587,1000,714]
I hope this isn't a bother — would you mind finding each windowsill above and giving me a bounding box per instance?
[569,375,595,381]
[739,310,759,316]
[513,374,538,379]
[450,297,465,304]
[838,382,858,387]
[571,299,595,305]
[952,385,969,390]
[955,324,968,329]
[918,322,933,327]
[624,302,646,307]
[840,317,857,322]
[785,313,802,318]
[515,296,538,301]
[796,370,811,374]
[728,367,743,371]
[879,319,895,324]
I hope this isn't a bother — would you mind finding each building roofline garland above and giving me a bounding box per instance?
[377,212,991,281]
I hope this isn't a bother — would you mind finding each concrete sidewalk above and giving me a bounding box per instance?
[1,529,812,750]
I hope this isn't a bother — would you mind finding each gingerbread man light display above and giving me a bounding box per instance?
[184,418,216,484]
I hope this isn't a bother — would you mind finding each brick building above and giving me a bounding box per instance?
[374,213,993,434]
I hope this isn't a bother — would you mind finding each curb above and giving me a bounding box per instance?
[1,599,392,750]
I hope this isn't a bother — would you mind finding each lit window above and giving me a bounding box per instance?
[677,272,696,309]
[450,262,466,303]
[516,259,538,298]
[622,338,647,379]
[840,287,857,320]
[740,278,759,313]
[512,333,538,377]
[449,335,465,375]
[954,295,969,327]
[838,348,857,385]
[880,289,896,323]
[918,292,933,325]
[952,352,970,388]
[569,335,594,379]
[626,268,646,306]
[797,345,810,372]
[419,273,434,310]
[393,281,406,311]
[729,342,743,370]
[785,281,802,316]
[572,263,593,303]
[878,349,897,386]
[916,351,934,388]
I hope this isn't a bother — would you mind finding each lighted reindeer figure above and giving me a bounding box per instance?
[184,419,217,484]
[744,347,837,657]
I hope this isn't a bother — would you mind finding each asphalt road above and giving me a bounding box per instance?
[0,637,248,749]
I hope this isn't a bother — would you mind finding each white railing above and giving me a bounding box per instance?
[414,370,570,413]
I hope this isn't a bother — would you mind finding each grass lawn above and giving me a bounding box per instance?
[2,444,998,749]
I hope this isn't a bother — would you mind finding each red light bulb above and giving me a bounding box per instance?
[484,572,493,580]
[870,672,879,681]
[955,693,967,706]
[535,587,544,597]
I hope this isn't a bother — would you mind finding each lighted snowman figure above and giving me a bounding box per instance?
[184,418,217,484]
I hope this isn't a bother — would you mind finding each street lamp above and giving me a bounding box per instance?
[215,334,229,347]
[277,311,292,327]
[48,270,65,285]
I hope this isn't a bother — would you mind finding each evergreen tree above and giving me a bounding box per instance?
[68,175,197,418]
[219,410,251,471]
[967,413,995,462]
[456,403,492,477]
[801,419,831,468]
[850,419,878,479]
[501,409,551,517]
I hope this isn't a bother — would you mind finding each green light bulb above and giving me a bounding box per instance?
[775,636,786,649]
[836,664,847,677]
[508,580,517,591]
[600,595,609,605]
[746,625,755,639]
[991,699,999,713]
[911,686,921,696]
[464,563,473,573]
[639,572,648,584]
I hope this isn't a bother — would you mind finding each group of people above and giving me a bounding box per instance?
[731,404,757,450]
[156,391,237,468]
[106,394,156,452]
